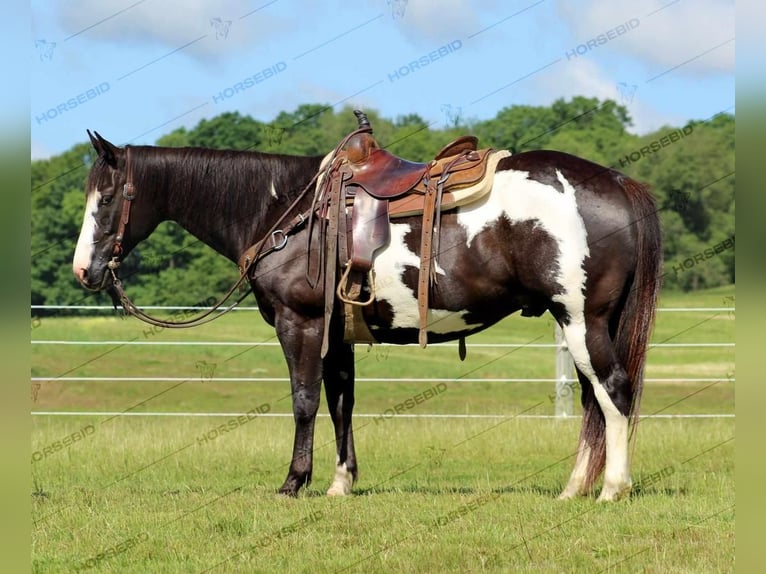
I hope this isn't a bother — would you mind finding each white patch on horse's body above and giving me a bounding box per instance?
[458,169,590,309]
[372,169,592,336]
[373,223,481,334]
[269,179,278,199]
[72,188,101,275]
[326,461,354,496]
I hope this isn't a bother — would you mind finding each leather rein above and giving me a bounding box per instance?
[106,145,323,329]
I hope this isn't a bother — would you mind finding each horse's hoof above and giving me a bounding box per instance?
[326,484,350,496]
[277,483,300,497]
[326,463,354,496]
[557,489,579,501]
[597,482,632,502]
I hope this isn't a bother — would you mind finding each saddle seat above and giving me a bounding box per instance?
[347,149,428,199]
[345,135,481,201]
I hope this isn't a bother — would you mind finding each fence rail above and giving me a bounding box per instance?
[30,376,734,384]
[30,411,735,420]
[30,340,735,348]
[30,304,735,418]
[31,305,736,313]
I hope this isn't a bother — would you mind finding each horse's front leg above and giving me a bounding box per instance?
[323,339,357,496]
[275,310,324,496]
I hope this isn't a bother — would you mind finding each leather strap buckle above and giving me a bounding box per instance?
[123,182,136,200]
[271,230,287,250]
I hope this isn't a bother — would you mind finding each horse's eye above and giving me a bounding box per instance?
[100,195,113,206]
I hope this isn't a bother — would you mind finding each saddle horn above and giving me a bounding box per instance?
[353,110,371,131]
[346,110,378,164]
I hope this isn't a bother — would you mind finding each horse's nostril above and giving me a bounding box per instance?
[77,268,88,283]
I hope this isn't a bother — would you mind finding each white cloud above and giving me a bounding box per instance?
[54,0,281,59]
[31,140,53,161]
[385,0,482,45]
[530,58,685,134]
[557,0,735,76]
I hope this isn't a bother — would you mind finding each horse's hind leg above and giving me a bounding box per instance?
[559,315,633,501]
[323,340,357,496]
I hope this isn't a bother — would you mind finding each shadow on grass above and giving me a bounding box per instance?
[630,486,689,498]
[342,483,690,498]
[351,483,567,497]
[220,482,689,499]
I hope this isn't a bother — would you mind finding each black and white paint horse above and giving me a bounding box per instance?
[73,132,662,501]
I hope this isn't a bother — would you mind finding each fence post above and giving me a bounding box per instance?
[554,323,575,417]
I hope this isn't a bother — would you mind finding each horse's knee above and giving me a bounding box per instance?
[292,388,321,420]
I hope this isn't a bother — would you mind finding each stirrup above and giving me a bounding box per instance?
[336,264,375,306]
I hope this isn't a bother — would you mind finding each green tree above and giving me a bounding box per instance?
[31,101,735,311]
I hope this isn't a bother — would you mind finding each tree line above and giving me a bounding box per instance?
[31,97,734,311]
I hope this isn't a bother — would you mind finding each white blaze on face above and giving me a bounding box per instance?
[72,188,102,278]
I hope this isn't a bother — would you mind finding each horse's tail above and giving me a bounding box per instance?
[614,177,663,428]
[582,176,663,490]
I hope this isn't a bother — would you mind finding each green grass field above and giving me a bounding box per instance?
[31,286,735,573]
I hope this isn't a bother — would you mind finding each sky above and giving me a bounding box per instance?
[29,0,736,160]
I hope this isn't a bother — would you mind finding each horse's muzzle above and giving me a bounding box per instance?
[75,265,113,292]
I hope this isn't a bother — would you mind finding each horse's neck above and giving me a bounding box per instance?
[150,150,319,263]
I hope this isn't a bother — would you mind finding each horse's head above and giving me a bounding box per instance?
[72,131,155,291]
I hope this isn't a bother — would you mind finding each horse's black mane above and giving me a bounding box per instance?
[91,145,324,254]
[141,146,321,229]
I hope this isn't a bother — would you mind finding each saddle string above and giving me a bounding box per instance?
[430,152,466,282]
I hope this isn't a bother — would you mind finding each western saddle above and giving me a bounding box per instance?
[312,110,510,356]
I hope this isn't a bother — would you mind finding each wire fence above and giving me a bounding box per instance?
[30,304,735,418]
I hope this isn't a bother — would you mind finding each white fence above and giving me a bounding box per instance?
[31,305,735,418]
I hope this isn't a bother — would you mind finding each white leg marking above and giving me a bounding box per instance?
[326,461,354,496]
[559,442,592,499]
[72,189,101,276]
[565,320,631,502]
[592,384,631,502]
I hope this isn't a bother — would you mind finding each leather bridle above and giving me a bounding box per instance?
[107,145,136,273]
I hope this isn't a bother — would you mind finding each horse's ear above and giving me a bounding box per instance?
[87,129,99,150]
[87,130,119,167]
